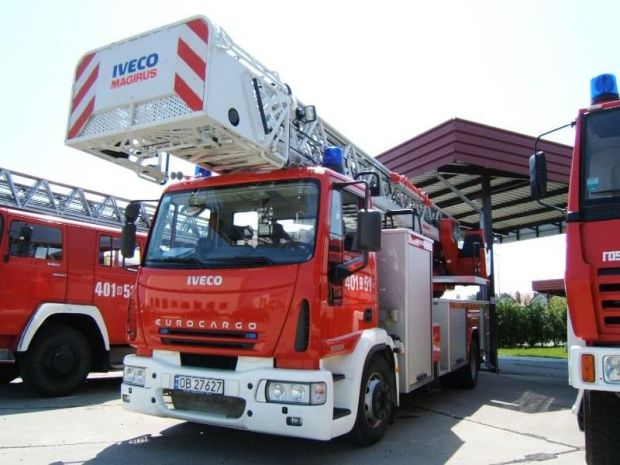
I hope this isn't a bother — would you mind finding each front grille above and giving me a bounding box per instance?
[158,328,258,350]
[163,390,246,418]
[180,353,237,370]
[598,268,620,276]
[596,267,620,334]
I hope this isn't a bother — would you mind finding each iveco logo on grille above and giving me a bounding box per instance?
[187,275,223,286]
[602,251,620,262]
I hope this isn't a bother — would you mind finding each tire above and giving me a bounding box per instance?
[584,390,620,465]
[349,354,394,446]
[453,340,479,389]
[0,364,19,384]
[20,325,92,398]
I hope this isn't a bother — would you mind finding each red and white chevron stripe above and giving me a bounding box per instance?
[68,52,99,139]
[174,18,209,111]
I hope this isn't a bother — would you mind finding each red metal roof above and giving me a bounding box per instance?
[532,279,566,297]
[377,118,573,241]
[378,118,572,182]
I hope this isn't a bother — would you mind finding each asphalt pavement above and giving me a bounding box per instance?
[0,356,585,464]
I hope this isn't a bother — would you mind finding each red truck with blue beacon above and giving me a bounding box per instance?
[0,168,148,397]
[531,74,620,464]
[66,16,489,444]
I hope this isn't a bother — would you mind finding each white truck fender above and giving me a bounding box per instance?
[323,327,399,408]
[17,303,110,352]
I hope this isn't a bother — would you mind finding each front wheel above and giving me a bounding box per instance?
[349,354,394,446]
[584,390,620,465]
[20,325,92,397]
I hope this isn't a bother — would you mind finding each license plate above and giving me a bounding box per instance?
[174,375,224,395]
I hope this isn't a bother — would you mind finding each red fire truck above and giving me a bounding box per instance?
[0,169,149,397]
[531,74,620,464]
[66,16,489,444]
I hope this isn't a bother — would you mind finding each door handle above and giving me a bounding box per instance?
[52,273,67,278]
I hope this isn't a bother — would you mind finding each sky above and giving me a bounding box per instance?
[1,0,616,294]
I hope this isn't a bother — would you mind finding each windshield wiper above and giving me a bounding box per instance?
[591,189,620,196]
[203,256,276,267]
[146,257,204,269]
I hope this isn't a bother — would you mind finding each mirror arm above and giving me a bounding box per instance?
[532,121,575,214]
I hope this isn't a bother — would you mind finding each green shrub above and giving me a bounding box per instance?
[496,300,523,348]
[496,296,567,347]
[522,302,547,347]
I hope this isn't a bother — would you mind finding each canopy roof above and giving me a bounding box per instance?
[377,118,573,242]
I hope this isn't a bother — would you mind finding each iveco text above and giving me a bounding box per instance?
[187,275,223,285]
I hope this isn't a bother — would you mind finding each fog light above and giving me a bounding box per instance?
[124,365,146,387]
[603,355,620,383]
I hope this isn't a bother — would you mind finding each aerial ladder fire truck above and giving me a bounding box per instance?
[0,168,152,396]
[531,74,620,464]
[66,16,489,444]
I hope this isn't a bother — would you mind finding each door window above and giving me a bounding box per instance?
[99,235,141,267]
[9,221,62,260]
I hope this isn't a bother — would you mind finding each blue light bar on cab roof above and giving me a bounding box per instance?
[195,166,212,178]
[590,74,619,105]
[322,147,345,174]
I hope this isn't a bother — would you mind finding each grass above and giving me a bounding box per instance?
[498,346,567,359]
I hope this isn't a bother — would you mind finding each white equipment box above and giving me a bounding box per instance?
[377,229,433,394]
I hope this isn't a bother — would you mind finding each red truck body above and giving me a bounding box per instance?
[533,74,620,464]
[119,166,485,444]
[63,15,488,444]
[0,206,145,396]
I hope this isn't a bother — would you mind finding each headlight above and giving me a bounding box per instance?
[266,381,326,405]
[603,356,620,383]
[123,365,146,387]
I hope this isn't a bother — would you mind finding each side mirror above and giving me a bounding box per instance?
[529,151,548,200]
[125,202,141,224]
[357,209,382,252]
[121,223,137,258]
[122,202,140,259]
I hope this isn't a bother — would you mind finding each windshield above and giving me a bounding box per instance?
[144,180,319,269]
[581,107,620,208]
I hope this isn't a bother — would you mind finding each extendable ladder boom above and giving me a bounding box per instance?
[65,16,446,239]
[0,168,153,231]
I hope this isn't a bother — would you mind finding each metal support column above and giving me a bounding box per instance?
[482,175,498,372]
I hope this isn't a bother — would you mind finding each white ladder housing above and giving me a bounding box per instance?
[65,15,446,239]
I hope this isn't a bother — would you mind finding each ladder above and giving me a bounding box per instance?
[65,15,446,238]
[0,168,154,231]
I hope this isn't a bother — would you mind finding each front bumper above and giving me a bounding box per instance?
[121,352,341,441]
[569,345,620,392]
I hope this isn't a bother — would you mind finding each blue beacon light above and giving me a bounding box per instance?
[195,166,212,178]
[590,74,619,105]
[322,146,345,174]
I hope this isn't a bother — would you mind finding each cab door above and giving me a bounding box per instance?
[93,233,141,344]
[0,217,67,336]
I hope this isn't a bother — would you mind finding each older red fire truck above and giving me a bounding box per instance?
[0,168,150,397]
[66,16,488,444]
[531,74,620,464]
